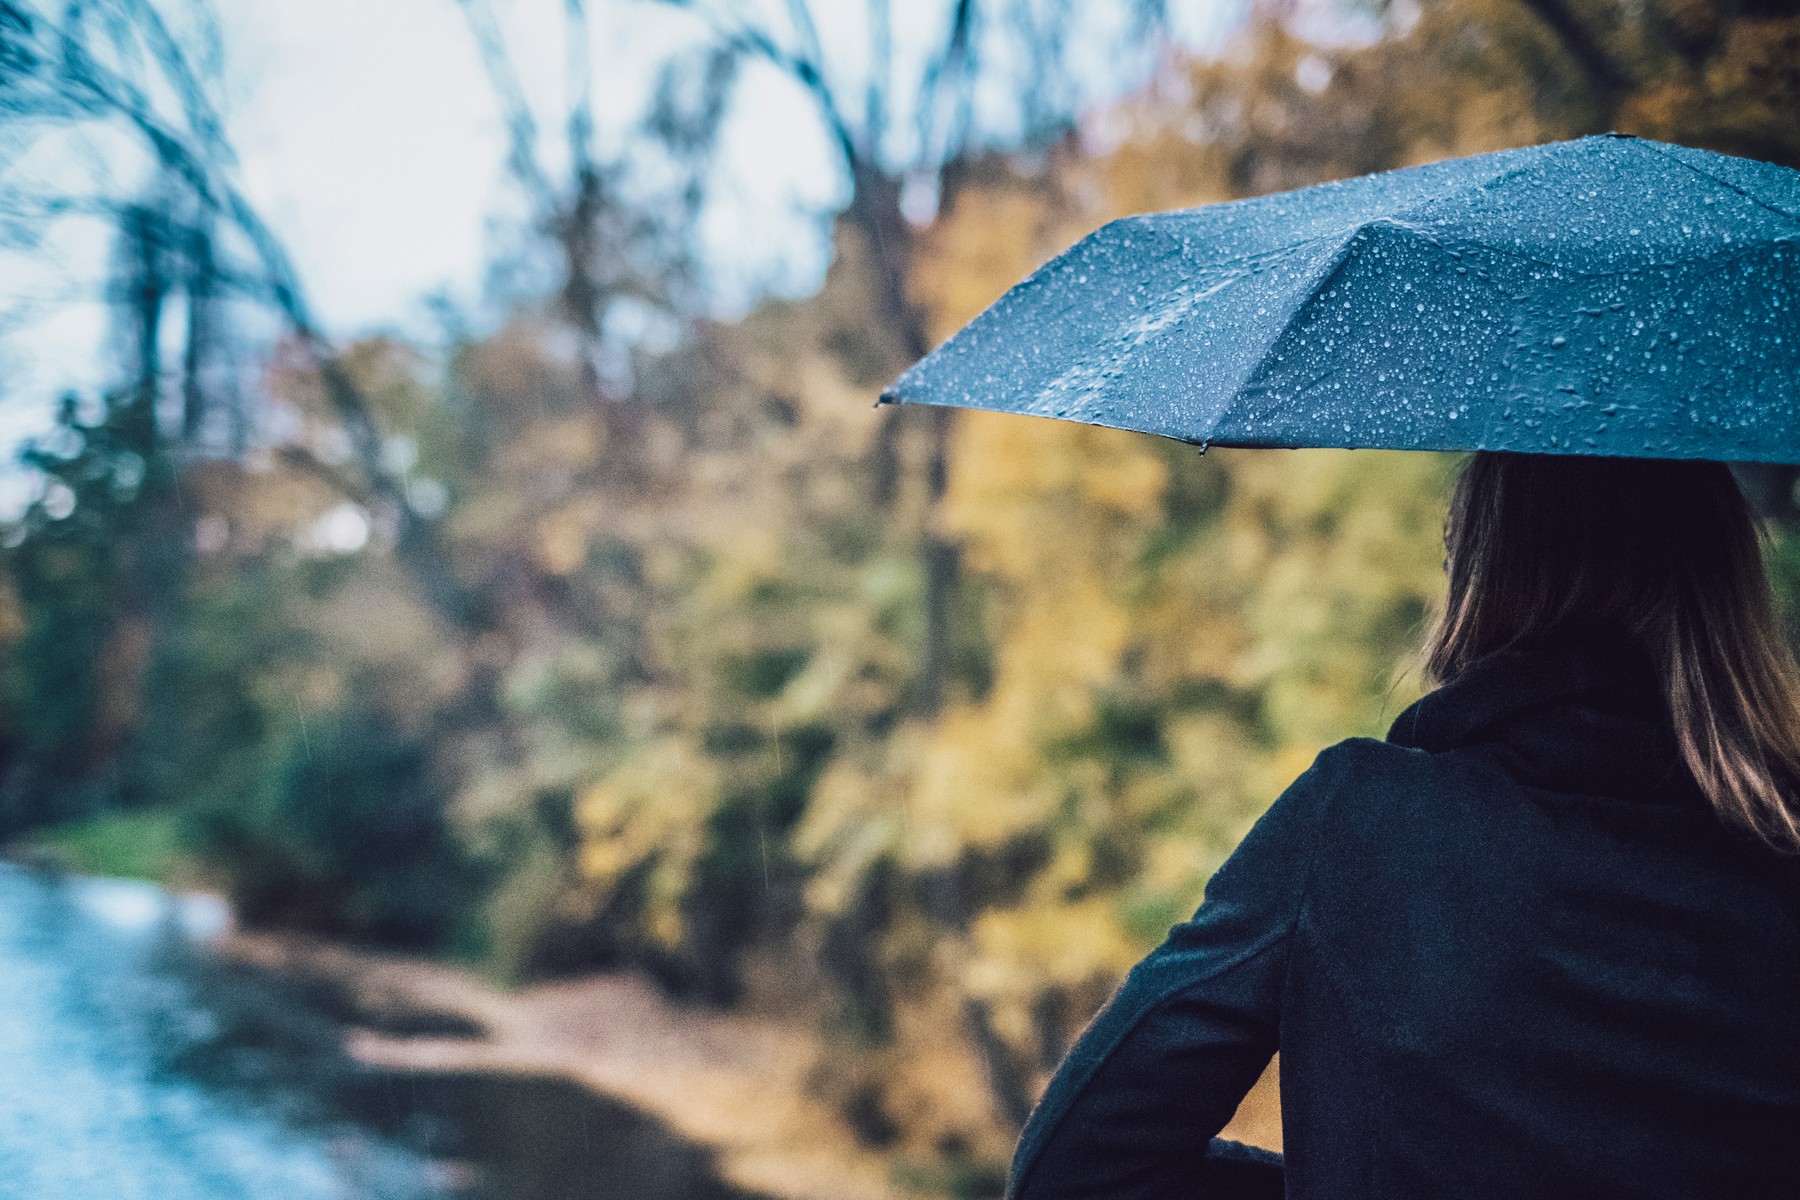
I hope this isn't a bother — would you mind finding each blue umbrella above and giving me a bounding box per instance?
[880,134,1800,464]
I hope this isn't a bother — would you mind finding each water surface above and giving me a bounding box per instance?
[0,864,761,1200]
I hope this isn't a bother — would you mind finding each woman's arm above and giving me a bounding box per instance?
[1007,747,1344,1200]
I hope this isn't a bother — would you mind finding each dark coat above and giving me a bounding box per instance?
[1009,633,1800,1199]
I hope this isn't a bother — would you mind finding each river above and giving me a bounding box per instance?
[0,863,763,1200]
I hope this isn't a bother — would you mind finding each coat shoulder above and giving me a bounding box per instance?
[1303,734,1477,835]
[1310,735,1439,795]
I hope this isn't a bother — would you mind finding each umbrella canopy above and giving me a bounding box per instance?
[880,134,1800,464]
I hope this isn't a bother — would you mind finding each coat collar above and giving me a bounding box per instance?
[1386,629,1696,802]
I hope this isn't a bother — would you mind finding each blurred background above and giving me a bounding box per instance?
[1,0,1798,1196]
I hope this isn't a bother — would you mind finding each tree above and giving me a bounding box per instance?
[630,0,1181,715]
[0,3,496,937]
[0,0,471,618]
[452,0,737,400]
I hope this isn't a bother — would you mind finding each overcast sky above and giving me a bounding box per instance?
[0,0,1254,513]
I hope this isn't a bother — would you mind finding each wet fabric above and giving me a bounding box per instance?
[883,135,1800,464]
[1009,632,1800,1199]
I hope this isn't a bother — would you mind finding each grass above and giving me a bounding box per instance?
[32,808,184,882]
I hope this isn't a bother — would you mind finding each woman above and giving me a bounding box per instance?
[1009,452,1800,1200]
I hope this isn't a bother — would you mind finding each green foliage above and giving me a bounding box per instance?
[32,807,183,881]
[0,388,185,834]
[181,697,484,948]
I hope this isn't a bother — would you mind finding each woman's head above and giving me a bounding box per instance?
[1426,451,1800,851]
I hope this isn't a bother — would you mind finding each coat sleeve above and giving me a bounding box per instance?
[1007,745,1346,1200]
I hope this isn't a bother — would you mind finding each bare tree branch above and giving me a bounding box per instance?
[2,2,478,617]
[652,0,863,173]
[915,0,976,173]
[866,0,890,155]
[452,0,560,210]
[564,0,597,185]
[780,0,829,89]
[114,0,232,165]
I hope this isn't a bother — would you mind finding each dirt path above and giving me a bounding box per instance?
[218,930,1282,1199]
[219,932,908,1200]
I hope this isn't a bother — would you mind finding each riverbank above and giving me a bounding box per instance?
[0,865,452,1198]
[0,840,1281,1197]
[216,929,1283,1200]
[217,930,912,1200]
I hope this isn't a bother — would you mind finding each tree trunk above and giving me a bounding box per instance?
[848,165,961,716]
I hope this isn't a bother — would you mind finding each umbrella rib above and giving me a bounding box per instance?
[1209,222,1373,441]
[1127,145,1574,291]
[1455,230,1794,282]
[1628,140,1800,228]
[1369,142,1800,277]
[1152,154,1583,287]
[1212,213,1541,447]
[1329,210,1793,283]
[1381,160,1543,229]
[1129,214,1360,282]
[1147,160,1533,280]
[1368,156,1655,281]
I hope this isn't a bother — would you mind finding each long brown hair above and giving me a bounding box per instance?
[1425,452,1800,852]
